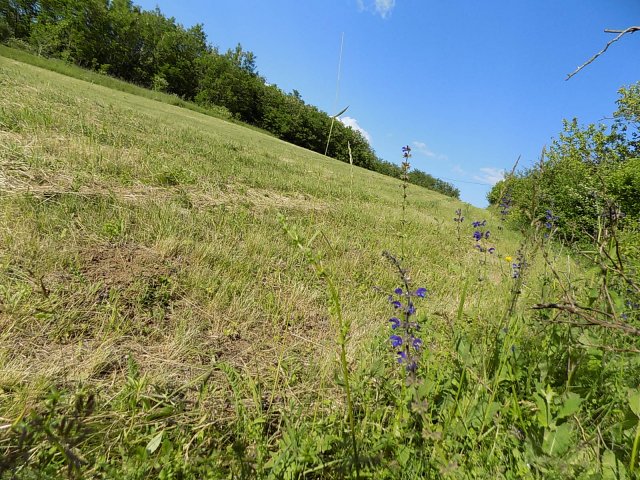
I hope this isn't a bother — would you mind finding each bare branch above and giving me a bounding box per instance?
[566,26,640,80]
[531,302,640,336]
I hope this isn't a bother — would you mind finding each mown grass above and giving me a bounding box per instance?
[1,54,637,479]
[0,44,235,122]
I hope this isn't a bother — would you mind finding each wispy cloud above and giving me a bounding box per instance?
[339,116,372,143]
[473,167,504,185]
[374,0,396,18]
[412,141,436,158]
[356,0,396,18]
[412,141,447,160]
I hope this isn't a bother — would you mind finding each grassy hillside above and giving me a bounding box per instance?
[2,55,634,479]
[0,44,235,122]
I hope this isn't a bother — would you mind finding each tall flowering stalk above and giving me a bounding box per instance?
[498,192,513,230]
[510,250,525,279]
[383,251,426,379]
[400,145,411,261]
[454,208,464,242]
[505,249,528,318]
[472,220,495,270]
[543,209,558,239]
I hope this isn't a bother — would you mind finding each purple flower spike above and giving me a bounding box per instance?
[389,317,401,329]
[473,231,482,241]
[391,300,402,309]
[394,287,403,295]
[406,303,416,316]
[397,351,408,363]
[390,335,403,348]
[412,337,423,350]
[415,287,427,298]
[488,247,495,254]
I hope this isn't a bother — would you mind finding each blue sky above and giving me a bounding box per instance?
[136,0,640,206]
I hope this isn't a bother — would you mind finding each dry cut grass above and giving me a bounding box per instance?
[0,54,543,465]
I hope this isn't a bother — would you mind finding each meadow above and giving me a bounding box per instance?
[1,53,639,478]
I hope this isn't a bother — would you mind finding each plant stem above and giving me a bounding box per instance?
[631,420,640,473]
[325,275,360,478]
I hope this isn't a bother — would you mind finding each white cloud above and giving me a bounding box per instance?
[356,0,396,18]
[412,141,436,158]
[339,116,372,143]
[473,167,505,185]
[374,0,396,18]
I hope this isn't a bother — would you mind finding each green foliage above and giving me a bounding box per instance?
[489,85,640,242]
[608,156,640,220]
[616,82,640,127]
[0,388,96,477]
[0,15,10,41]
[0,0,38,39]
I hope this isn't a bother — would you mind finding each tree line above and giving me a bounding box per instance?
[0,0,460,199]
[488,83,639,243]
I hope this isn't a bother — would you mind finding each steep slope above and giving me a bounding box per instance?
[1,55,545,476]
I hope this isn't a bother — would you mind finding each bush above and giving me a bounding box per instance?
[608,157,640,220]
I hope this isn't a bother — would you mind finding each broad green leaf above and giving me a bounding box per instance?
[146,430,164,454]
[456,337,472,366]
[534,393,549,428]
[629,389,640,418]
[542,423,573,456]
[557,392,583,419]
[485,401,501,422]
[397,445,411,467]
[602,450,628,480]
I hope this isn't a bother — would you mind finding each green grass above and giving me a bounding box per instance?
[1,53,636,479]
[0,44,235,121]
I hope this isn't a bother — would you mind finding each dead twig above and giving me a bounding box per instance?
[567,26,640,80]
[531,302,640,336]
